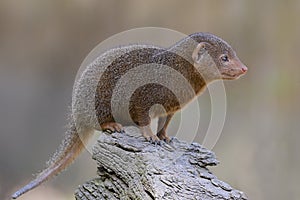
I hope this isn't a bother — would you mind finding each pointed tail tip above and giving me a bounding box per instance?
[11,191,20,199]
[11,186,28,199]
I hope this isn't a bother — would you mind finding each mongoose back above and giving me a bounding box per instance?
[12,32,247,199]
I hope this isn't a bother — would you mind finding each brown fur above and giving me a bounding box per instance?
[12,32,247,199]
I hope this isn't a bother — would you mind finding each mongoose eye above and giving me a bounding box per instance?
[220,55,229,62]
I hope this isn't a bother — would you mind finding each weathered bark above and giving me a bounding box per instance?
[75,127,247,200]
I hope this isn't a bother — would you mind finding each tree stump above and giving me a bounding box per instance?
[75,127,247,200]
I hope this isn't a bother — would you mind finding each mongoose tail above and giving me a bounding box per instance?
[12,122,88,199]
[11,32,248,199]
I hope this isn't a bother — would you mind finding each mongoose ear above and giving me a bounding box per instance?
[192,42,209,64]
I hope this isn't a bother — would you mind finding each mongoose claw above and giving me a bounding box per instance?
[101,122,124,133]
[149,138,162,146]
[163,138,169,143]
[104,129,113,134]
[119,129,125,134]
[168,137,175,144]
[157,131,171,143]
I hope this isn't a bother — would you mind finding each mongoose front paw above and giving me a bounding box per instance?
[157,130,171,143]
[146,135,161,145]
[140,126,161,144]
[101,122,124,133]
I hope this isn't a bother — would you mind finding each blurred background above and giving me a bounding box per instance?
[1,0,299,199]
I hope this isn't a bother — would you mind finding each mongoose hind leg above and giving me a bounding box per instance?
[157,114,174,143]
[101,122,124,133]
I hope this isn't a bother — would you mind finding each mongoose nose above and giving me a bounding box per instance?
[241,66,248,73]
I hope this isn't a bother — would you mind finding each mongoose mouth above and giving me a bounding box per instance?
[221,65,248,80]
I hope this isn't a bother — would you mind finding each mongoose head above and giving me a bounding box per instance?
[191,33,247,82]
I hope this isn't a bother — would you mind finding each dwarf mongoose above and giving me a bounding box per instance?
[12,32,247,199]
